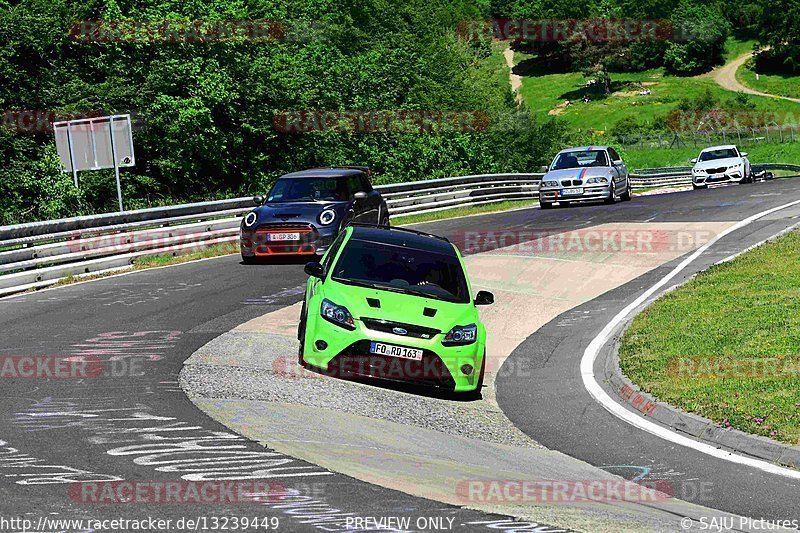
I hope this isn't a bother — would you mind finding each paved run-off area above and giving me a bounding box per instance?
[180,217,756,531]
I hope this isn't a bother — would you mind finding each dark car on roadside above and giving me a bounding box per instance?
[240,166,388,261]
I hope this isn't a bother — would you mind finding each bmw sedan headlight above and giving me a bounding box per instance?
[541,180,559,187]
[729,164,741,170]
[243,212,258,227]
[692,168,705,175]
[319,209,336,225]
[586,177,608,184]
[320,298,355,330]
[443,324,477,346]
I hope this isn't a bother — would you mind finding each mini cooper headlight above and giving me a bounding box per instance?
[443,324,477,346]
[320,298,355,330]
[586,177,608,184]
[319,209,336,225]
[542,180,559,187]
[243,212,258,227]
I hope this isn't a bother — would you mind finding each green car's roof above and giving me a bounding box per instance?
[347,225,455,256]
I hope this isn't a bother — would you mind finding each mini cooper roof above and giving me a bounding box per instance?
[347,224,455,255]
[279,166,370,179]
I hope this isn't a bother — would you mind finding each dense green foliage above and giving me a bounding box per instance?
[0,0,566,224]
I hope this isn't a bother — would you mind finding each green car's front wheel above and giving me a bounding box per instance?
[297,300,308,367]
[475,350,486,392]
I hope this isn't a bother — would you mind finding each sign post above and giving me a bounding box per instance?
[53,114,135,212]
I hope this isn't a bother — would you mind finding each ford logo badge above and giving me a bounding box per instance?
[392,327,408,335]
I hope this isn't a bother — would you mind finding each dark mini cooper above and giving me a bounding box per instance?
[240,166,388,260]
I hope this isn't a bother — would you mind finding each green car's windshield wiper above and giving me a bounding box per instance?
[332,277,459,302]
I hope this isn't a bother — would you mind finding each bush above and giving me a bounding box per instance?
[0,0,567,224]
[664,1,729,75]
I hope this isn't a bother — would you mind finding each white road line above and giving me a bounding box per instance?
[581,198,800,480]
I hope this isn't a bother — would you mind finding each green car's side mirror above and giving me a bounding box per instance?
[304,262,325,280]
[474,290,494,305]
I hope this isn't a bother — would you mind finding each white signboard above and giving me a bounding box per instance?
[53,114,135,211]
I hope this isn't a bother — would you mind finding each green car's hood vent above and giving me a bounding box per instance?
[327,281,474,331]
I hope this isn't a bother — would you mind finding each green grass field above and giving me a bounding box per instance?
[619,231,800,444]
[515,37,800,133]
[737,64,800,100]
[622,141,800,170]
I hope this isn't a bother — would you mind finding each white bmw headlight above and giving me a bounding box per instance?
[586,177,608,184]
[243,212,257,227]
[542,180,559,187]
[693,168,706,174]
[319,209,336,225]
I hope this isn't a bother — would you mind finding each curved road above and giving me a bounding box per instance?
[496,179,800,522]
[2,179,800,530]
[712,51,800,103]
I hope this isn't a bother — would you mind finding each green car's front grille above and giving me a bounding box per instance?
[325,340,456,390]
[361,318,440,339]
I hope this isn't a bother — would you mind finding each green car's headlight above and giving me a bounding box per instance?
[443,324,477,346]
[542,180,559,187]
[320,298,355,330]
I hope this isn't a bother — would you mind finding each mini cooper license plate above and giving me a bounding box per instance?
[369,342,423,361]
[267,232,300,241]
[561,188,584,196]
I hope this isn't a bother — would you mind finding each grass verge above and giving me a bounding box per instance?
[619,230,800,444]
[393,199,538,226]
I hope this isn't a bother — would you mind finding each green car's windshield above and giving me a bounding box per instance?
[331,239,469,303]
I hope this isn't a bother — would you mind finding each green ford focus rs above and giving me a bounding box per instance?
[298,224,494,393]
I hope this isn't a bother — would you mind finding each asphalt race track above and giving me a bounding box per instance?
[2,178,800,531]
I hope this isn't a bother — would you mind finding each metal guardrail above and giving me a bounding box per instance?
[1,166,796,296]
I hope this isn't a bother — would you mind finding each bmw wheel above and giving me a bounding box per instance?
[604,181,617,204]
[620,179,632,201]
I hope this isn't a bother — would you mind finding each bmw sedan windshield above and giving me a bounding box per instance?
[699,148,739,161]
[331,239,469,303]
[551,149,609,170]
[266,178,347,202]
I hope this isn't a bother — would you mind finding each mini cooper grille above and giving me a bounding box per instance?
[255,223,315,232]
[361,318,440,339]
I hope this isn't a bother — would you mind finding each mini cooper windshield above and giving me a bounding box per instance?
[331,239,469,303]
[266,177,348,202]
[551,150,608,170]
